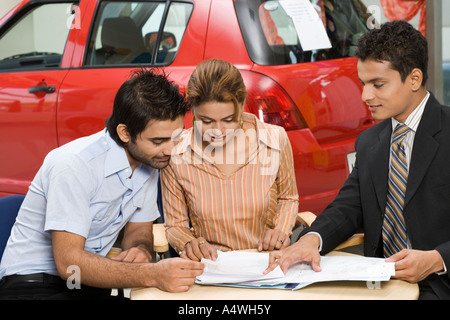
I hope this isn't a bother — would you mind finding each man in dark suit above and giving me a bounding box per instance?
[265,20,449,299]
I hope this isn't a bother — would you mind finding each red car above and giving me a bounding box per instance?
[0,0,375,215]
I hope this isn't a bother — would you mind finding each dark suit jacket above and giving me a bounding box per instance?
[302,94,450,299]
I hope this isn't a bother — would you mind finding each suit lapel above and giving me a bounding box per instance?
[404,96,441,208]
[369,121,391,212]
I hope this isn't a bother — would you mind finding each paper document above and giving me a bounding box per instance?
[279,0,331,51]
[196,251,395,290]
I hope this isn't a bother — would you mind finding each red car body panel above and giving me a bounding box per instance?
[0,0,374,215]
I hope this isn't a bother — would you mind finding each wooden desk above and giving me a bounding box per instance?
[130,252,419,300]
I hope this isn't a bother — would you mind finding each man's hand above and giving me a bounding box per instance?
[111,245,152,263]
[180,237,218,261]
[264,233,322,274]
[386,249,444,283]
[152,258,204,292]
[258,229,290,251]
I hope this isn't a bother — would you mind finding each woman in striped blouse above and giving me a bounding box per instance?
[161,59,299,261]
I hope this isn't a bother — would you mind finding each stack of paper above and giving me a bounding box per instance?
[196,251,395,290]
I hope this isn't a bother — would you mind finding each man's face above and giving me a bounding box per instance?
[123,115,184,170]
[357,59,418,123]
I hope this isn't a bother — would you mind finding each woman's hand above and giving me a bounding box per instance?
[180,237,218,261]
[258,229,290,251]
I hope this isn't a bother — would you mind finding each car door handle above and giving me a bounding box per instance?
[28,86,56,94]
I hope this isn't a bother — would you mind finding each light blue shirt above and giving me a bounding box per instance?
[0,130,160,278]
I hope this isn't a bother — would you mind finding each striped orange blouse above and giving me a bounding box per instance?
[161,113,299,253]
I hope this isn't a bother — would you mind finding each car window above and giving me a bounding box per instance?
[156,2,192,65]
[235,0,370,66]
[0,2,77,70]
[84,1,193,66]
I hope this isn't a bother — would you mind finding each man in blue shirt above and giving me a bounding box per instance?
[0,69,204,299]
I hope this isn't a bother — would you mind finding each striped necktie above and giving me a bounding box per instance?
[382,124,411,258]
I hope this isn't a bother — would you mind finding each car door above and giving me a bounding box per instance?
[0,1,80,195]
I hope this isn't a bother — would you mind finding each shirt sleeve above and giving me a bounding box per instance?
[160,162,196,253]
[273,128,299,235]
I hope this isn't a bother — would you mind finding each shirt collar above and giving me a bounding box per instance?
[102,130,155,193]
[391,91,430,132]
[250,113,283,151]
[104,130,132,178]
[172,113,282,158]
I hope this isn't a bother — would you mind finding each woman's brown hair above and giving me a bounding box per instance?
[187,59,247,120]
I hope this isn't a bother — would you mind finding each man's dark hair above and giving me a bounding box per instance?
[106,69,188,146]
[355,20,428,86]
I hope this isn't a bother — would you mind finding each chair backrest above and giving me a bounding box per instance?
[0,195,25,259]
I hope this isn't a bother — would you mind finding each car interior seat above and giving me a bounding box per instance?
[101,17,151,65]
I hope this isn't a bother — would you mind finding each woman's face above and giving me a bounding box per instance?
[193,101,242,148]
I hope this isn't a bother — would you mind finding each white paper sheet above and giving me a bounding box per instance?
[196,251,395,290]
[279,0,331,51]
[197,251,285,284]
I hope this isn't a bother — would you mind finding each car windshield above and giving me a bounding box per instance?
[0,2,77,70]
[234,0,370,65]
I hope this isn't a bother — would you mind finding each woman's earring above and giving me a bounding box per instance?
[240,118,244,128]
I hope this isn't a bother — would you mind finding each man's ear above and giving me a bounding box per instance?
[410,68,424,91]
[116,124,130,144]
